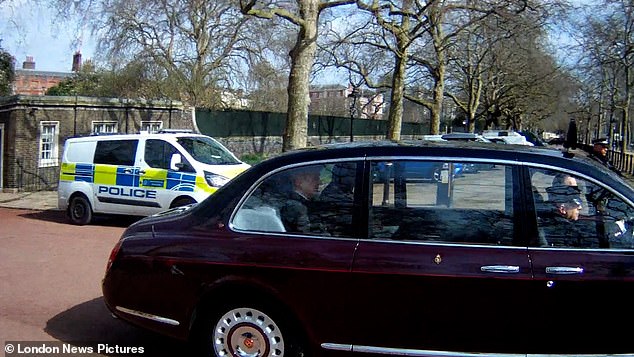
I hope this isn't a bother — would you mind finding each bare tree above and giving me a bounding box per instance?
[322,0,528,139]
[51,0,264,107]
[246,59,290,112]
[240,0,355,151]
[574,0,634,152]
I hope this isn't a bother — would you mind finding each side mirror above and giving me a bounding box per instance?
[170,153,184,171]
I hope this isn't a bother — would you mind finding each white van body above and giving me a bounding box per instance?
[58,132,250,224]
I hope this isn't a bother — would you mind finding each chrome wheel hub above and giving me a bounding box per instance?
[213,307,284,357]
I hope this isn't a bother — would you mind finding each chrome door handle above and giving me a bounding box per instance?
[545,266,584,275]
[123,168,133,174]
[138,170,146,175]
[480,265,520,273]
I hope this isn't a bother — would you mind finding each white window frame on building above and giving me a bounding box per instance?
[92,121,118,134]
[39,121,59,167]
[141,121,164,133]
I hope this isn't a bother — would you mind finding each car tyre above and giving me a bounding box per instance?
[194,302,306,357]
[68,195,92,225]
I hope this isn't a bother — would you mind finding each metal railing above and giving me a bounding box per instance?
[13,158,59,192]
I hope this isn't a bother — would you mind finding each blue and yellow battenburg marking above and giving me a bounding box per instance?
[60,163,209,193]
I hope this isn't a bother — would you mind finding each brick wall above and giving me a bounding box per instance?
[12,70,73,96]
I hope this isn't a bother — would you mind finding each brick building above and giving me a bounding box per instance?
[11,55,76,96]
[309,84,385,120]
[0,95,192,192]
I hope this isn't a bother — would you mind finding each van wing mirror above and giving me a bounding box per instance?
[170,153,184,171]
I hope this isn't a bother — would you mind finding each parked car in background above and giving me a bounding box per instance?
[548,136,566,145]
[518,130,546,146]
[441,132,491,142]
[482,130,534,146]
[103,140,634,356]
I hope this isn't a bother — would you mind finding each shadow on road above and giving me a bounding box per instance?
[45,297,190,356]
[19,210,142,227]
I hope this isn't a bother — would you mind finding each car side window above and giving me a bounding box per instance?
[369,160,514,245]
[232,162,360,237]
[530,168,634,249]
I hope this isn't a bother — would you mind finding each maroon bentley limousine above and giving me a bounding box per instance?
[103,140,634,356]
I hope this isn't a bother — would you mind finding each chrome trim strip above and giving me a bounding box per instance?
[321,343,634,357]
[115,306,180,326]
[321,343,523,356]
[321,343,352,352]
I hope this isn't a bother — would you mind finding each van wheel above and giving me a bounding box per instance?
[170,197,196,209]
[68,196,92,225]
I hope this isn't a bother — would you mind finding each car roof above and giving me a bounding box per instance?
[253,140,629,189]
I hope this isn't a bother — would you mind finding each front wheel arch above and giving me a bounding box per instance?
[169,196,197,209]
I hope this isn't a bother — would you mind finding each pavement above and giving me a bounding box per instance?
[0,190,59,211]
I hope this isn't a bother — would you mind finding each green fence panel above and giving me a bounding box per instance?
[196,109,286,136]
[195,108,431,138]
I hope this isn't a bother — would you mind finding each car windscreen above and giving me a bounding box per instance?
[177,136,240,165]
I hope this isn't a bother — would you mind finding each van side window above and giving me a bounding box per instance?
[145,139,194,172]
[94,140,138,166]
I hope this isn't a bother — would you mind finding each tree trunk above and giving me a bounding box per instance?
[387,53,407,140]
[429,5,445,135]
[283,1,319,152]
[386,0,410,141]
[430,70,444,134]
[622,63,630,153]
[468,112,476,133]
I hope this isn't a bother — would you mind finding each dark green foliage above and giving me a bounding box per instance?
[0,46,15,96]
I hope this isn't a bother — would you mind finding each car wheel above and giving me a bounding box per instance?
[195,303,306,357]
[68,195,92,225]
[170,197,196,209]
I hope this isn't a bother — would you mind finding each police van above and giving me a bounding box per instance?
[58,131,250,225]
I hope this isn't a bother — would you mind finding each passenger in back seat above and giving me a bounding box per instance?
[280,166,326,234]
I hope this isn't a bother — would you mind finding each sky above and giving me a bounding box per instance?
[0,1,95,73]
[0,0,588,75]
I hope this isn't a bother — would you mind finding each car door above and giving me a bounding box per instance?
[527,167,634,354]
[343,159,533,355]
[226,161,363,350]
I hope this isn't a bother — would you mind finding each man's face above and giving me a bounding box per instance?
[562,176,577,187]
[600,146,608,156]
[294,171,320,199]
[562,205,580,221]
[558,199,582,221]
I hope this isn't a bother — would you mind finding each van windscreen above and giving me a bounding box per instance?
[177,137,240,165]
